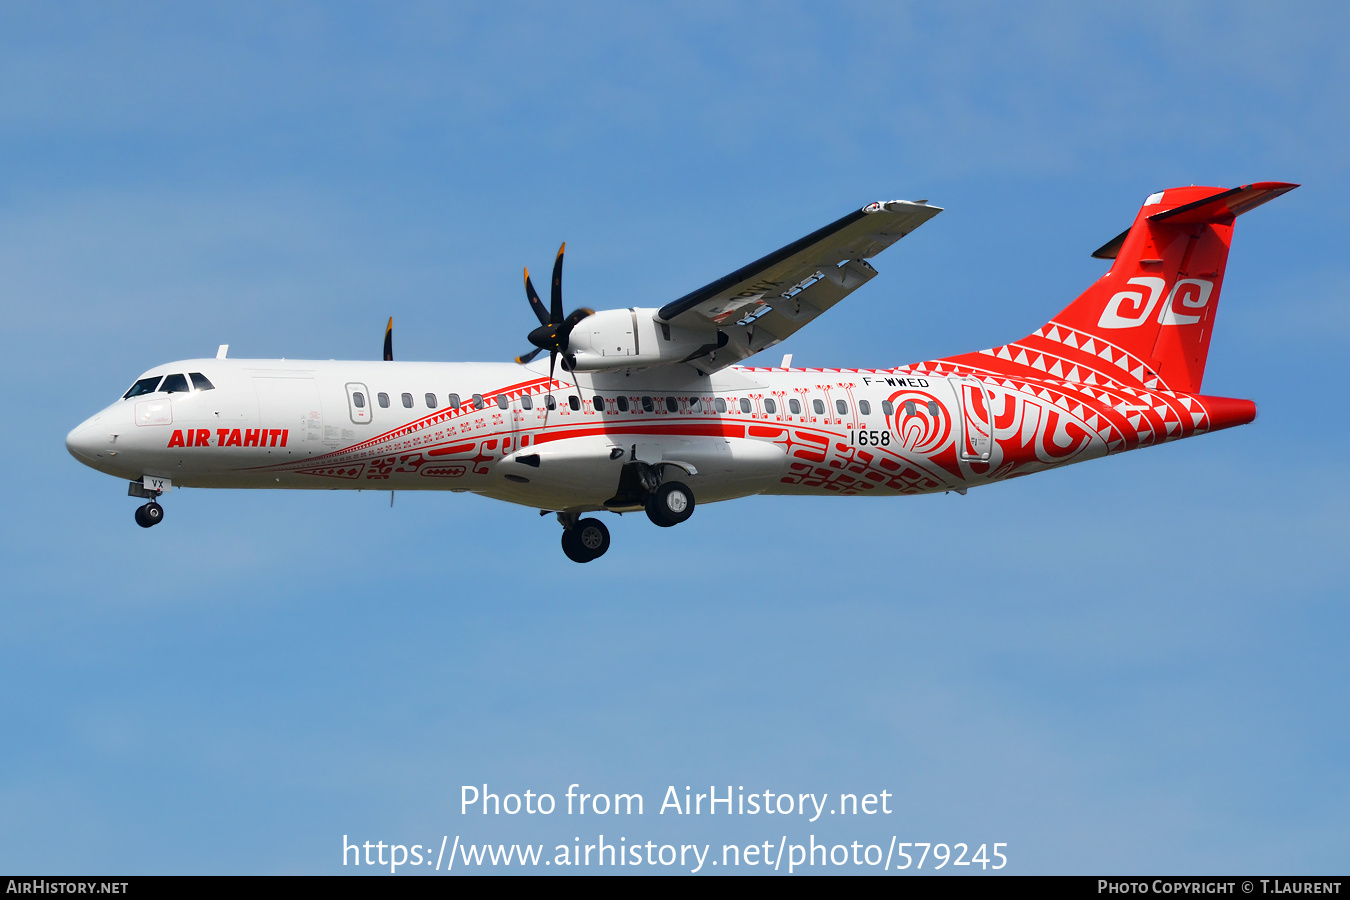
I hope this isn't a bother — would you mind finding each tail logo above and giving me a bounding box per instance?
[1157,279,1213,326]
[1099,277,1165,329]
[1098,276,1213,329]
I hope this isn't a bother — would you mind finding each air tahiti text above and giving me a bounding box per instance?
[166,428,289,448]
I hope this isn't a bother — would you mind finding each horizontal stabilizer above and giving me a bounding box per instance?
[1148,181,1299,226]
[1092,182,1298,258]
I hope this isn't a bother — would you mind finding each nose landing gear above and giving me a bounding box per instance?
[128,479,166,528]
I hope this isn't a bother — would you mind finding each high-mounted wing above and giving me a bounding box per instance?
[657,199,941,371]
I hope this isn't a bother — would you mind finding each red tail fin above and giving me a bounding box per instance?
[1039,182,1296,393]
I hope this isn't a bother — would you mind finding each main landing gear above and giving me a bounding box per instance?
[645,481,694,528]
[558,514,611,563]
[552,476,697,563]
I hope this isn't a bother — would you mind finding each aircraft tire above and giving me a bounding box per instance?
[645,481,694,528]
[136,502,164,528]
[574,518,610,560]
[561,526,595,563]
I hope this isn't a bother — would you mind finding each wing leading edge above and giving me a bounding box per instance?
[657,199,941,372]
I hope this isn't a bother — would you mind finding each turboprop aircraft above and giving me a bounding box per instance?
[66,182,1295,561]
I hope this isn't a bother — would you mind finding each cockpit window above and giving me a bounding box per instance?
[190,373,215,391]
[160,373,190,394]
[123,376,163,399]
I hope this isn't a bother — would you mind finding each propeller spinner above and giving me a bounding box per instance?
[514,243,593,384]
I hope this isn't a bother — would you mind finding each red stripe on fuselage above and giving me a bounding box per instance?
[531,421,747,444]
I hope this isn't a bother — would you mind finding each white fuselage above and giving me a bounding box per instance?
[66,357,1012,512]
[71,343,1252,516]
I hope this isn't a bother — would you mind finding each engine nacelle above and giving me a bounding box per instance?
[567,308,725,371]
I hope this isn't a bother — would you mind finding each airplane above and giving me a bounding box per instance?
[66,181,1296,562]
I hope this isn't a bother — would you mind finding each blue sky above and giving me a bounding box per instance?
[2,2,1347,874]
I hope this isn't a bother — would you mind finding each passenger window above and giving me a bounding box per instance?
[812,399,825,415]
[905,401,917,415]
[739,398,752,413]
[377,392,390,408]
[882,400,894,416]
[545,394,557,410]
[666,396,678,413]
[568,395,580,411]
[789,399,801,415]
[593,396,604,412]
[641,396,654,413]
[617,396,629,412]
[189,373,215,391]
[836,399,848,415]
[472,394,486,410]
[448,393,461,409]
[160,374,189,394]
[353,391,367,409]
[496,395,509,410]
[928,401,940,415]
[401,392,414,408]
[425,393,438,408]
[714,398,727,413]
[521,395,533,410]
[689,397,701,411]
[859,400,871,415]
[764,399,777,414]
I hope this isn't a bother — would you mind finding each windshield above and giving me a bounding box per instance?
[160,373,189,394]
[123,376,163,399]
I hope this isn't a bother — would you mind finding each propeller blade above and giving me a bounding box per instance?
[516,243,583,377]
[543,350,558,429]
[559,307,594,340]
[523,268,550,327]
[549,242,565,325]
[383,317,393,361]
[566,355,582,398]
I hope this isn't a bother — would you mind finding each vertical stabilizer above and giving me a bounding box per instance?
[1041,182,1296,393]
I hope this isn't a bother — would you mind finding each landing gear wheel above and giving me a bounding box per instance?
[575,517,610,560]
[135,501,164,528]
[645,481,694,528]
[561,517,610,563]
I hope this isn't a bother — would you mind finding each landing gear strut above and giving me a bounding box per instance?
[558,513,610,563]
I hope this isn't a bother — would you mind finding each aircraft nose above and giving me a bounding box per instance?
[65,413,117,465]
[66,419,98,463]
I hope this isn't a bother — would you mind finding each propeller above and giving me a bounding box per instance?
[514,244,593,397]
[383,316,394,509]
